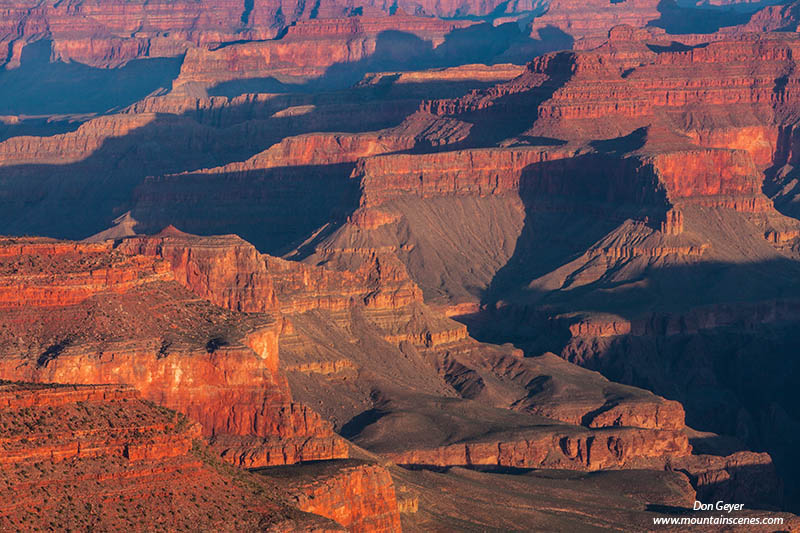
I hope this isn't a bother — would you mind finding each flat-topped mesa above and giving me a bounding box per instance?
[354,147,579,208]
[0,238,170,308]
[173,14,475,89]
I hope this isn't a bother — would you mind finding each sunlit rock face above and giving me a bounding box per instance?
[4,0,800,528]
[0,237,345,469]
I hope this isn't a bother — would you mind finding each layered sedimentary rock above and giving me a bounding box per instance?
[386,427,691,470]
[361,29,800,301]
[172,13,476,90]
[0,0,546,70]
[358,63,526,88]
[529,0,663,47]
[118,225,280,313]
[113,229,720,493]
[260,460,402,533]
[129,112,471,251]
[740,0,800,32]
[0,381,341,532]
[0,113,156,166]
[0,0,306,69]
[0,237,345,468]
[118,226,422,317]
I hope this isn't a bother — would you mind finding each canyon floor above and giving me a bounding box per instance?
[3,0,800,531]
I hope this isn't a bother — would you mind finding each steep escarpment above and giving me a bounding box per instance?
[0,381,342,532]
[0,237,345,468]
[129,112,471,252]
[258,459,402,533]
[172,14,477,90]
[115,229,787,509]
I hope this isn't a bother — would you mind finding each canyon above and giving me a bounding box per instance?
[3,0,800,530]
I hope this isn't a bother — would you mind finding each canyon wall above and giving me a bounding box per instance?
[276,460,403,533]
[0,237,345,468]
[0,0,535,69]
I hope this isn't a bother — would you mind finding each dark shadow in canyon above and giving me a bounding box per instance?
[478,155,670,305]
[463,257,800,510]
[0,72,487,251]
[0,103,364,243]
[339,408,388,440]
[131,162,362,253]
[0,116,85,143]
[208,23,567,98]
[650,0,757,34]
[428,150,800,510]
[0,40,182,115]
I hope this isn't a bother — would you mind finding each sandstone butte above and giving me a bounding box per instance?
[0,380,405,532]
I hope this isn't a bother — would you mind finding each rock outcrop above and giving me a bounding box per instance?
[260,459,402,533]
[0,237,345,468]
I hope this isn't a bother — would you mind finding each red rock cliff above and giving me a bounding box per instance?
[0,237,345,467]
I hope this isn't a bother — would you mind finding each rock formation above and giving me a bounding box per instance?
[0,237,345,468]
[172,14,477,90]
[5,0,800,525]
[259,459,402,533]
[0,0,545,70]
